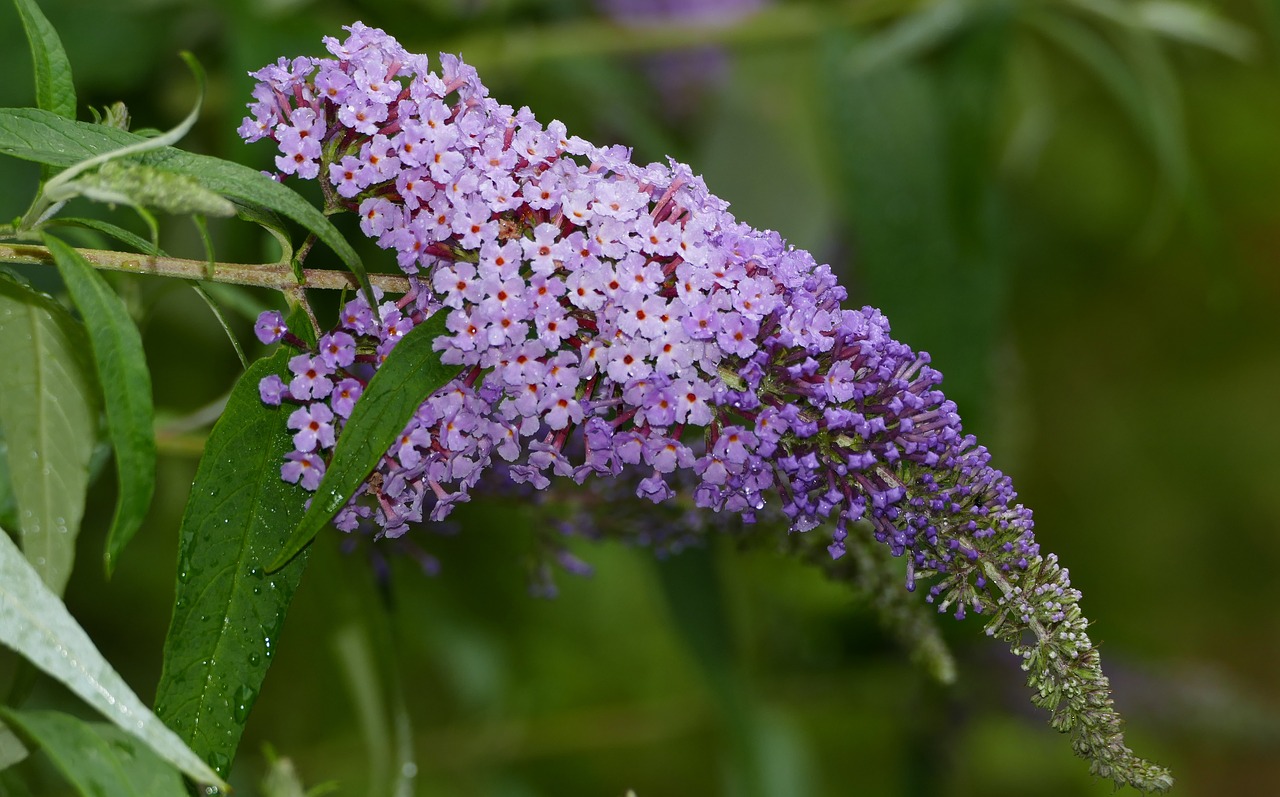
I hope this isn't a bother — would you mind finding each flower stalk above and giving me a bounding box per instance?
[0,242,410,293]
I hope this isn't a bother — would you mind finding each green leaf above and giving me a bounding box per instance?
[0,276,98,595]
[1137,0,1255,58]
[13,0,76,121]
[0,719,29,771]
[269,309,462,571]
[43,235,155,577]
[0,108,373,308]
[153,348,312,780]
[0,709,186,797]
[53,160,238,217]
[0,528,228,791]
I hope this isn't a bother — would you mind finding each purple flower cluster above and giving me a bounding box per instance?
[239,25,1172,791]
[240,22,1039,613]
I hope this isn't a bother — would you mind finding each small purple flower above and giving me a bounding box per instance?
[282,451,325,491]
[318,331,357,369]
[288,354,334,400]
[255,311,288,345]
[287,402,336,452]
[331,378,363,418]
[259,374,289,406]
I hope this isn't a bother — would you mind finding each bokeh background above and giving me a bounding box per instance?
[1,0,1278,795]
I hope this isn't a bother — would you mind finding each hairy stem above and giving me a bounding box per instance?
[0,243,410,293]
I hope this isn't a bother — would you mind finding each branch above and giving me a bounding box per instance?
[0,243,410,293]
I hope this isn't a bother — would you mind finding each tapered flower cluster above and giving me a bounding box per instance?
[240,25,1171,792]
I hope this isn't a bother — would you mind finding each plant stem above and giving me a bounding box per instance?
[0,242,411,293]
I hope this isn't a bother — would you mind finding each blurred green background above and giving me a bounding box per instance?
[2,0,1279,795]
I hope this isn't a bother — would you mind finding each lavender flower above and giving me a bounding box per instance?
[239,25,1172,792]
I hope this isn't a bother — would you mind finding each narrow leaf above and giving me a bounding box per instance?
[0,108,372,306]
[0,529,228,791]
[0,276,98,595]
[43,235,155,577]
[153,348,312,780]
[0,709,186,797]
[13,0,76,120]
[269,309,462,571]
[47,217,164,256]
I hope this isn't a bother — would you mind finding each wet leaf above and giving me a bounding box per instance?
[0,709,186,797]
[153,346,311,779]
[0,529,227,790]
[269,309,461,571]
[44,235,156,577]
[0,275,98,595]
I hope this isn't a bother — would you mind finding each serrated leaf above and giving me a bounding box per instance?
[0,108,372,307]
[269,309,462,571]
[0,529,228,791]
[153,348,312,780]
[0,709,186,797]
[0,276,98,596]
[14,0,76,121]
[54,160,237,217]
[43,235,155,577]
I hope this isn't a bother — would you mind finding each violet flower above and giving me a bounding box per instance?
[239,24,1172,792]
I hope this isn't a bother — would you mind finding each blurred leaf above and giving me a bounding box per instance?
[825,29,1009,422]
[260,753,308,797]
[43,234,155,578]
[326,538,416,797]
[655,546,814,797]
[1028,7,1193,243]
[0,709,186,797]
[0,719,28,771]
[0,528,228,791]
[0,108,371,306]
[844,0,970,76]
[270,309,462,572]
[0,275,98,595]
[1136,0,1255,59]
[13,0,75,120]
[152,346,311,780]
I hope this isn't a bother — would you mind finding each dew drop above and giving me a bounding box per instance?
[231,684,257,723]
[208,751,232,778]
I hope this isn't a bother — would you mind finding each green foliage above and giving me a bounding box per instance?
[152,346,311,780]
[43,234,156,576]
[0,709,186,797]
[0,527,227,790]
[270,309,463,571]
[0,0,1271,793]
[0,275,98,595]
[12,0,74,120]
[0,108,371,305]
